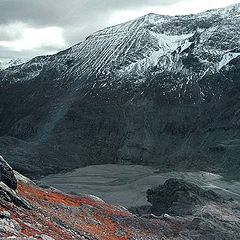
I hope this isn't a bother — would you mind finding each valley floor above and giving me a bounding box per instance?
[39,164,240,208]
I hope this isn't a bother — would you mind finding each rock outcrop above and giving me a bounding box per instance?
[0,155,17,190]
[147,178,223,216]
[0,155,32,210]
[145,179,240,240]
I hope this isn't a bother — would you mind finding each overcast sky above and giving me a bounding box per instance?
[0,0,239,63]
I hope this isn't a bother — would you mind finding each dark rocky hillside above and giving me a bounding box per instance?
[0,4,240,178]
[1,156,240,239]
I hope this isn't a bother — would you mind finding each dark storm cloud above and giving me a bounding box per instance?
[0,0,178,25]
[2,0,236,61]
[0,0,180,44]
[0,44,62,61]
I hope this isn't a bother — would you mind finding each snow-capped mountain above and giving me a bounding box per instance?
[1,4,239,87]
[0,4,240,178]
[0,60,9,70]
[0,58,28,70]
[7,58,28,68]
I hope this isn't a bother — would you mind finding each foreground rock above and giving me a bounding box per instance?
[0,155,17,190]
[0,158,240,239]
[0,158,172,239]
[0,155,31,209]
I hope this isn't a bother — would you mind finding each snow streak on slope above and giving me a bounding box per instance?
[0,4,240,85]
[0,56,51,83]
[68,18,149,78]
[118,32,194,82]
[218,52,240,70]
[0,58,27,71]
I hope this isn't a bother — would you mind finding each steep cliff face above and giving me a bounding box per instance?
[0,4,240,177]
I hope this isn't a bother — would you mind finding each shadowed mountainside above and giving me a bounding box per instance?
[0,4,240,178]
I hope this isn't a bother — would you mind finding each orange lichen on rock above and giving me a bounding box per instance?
[17,181,96,207]
[0,180,168,240]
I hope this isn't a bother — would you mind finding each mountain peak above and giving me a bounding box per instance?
[135,12,168,25]
[225,2,240,10]
[0,58,28,71]
[196,2,240,17]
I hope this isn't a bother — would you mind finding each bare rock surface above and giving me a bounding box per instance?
[0,155,17,190]
[147,178,223,215]
[0,158,240,239]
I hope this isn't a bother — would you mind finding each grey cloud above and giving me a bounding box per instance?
[0,45,61,61]
[0,0,179,26]
[0,25,22,41]
[0,0,185,60]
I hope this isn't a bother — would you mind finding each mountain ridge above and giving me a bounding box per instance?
[0,4,240,178]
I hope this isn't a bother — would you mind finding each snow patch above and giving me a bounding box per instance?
[0,58,28,70]
[119,32,194,76]
[218,52,240,70]
[151,32,194,53]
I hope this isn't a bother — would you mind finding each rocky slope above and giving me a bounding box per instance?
[0,4,240,178]
[0,58,27,71]
[144,179,240,240]
[1,155,240,239]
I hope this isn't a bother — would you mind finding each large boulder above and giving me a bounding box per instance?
[0,155,17,190]
[0,155,31,209]
[147,178,222,216]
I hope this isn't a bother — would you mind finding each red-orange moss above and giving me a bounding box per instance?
[17,181,97,207]
[0,180,165,240]
[15,181,133,239]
